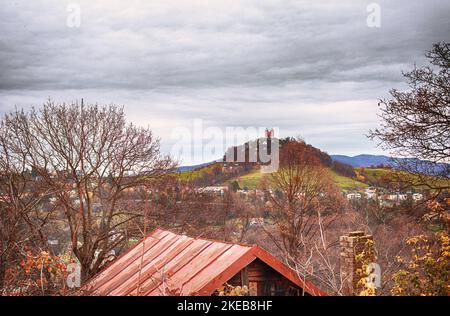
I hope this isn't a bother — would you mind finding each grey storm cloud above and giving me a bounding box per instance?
[0,0,449,163]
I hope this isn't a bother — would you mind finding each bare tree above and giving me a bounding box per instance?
[1,100,175,281]
[369,42,449,190]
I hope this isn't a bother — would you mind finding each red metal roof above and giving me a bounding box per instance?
[83,228,326,296]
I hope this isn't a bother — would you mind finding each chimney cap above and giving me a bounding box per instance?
[348,231,365,237]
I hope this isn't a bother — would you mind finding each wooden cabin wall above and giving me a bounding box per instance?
[225,259,305,296]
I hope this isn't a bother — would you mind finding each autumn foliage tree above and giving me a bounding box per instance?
[391,233,450,296]
[2,250,69,296]
[264,139,348,293]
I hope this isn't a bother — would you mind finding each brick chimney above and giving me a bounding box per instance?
[340,231,376,295]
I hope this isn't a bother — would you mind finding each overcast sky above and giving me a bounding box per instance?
[0,0,449,164]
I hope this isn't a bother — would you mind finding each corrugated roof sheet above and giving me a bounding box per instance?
[83,228,326,296]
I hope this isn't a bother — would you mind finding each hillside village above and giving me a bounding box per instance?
[182,137,442,208]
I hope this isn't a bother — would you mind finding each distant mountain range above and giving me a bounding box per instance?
[176,162,215,172]
[330,154,400,167]
[331,154,448,175]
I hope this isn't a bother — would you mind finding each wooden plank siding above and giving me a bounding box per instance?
[225,259,304,296]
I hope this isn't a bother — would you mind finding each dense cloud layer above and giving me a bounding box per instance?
[0,0,449,163]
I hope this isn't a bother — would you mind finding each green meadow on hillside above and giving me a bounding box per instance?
[355,167,391,183]
[176,163,221,182]
[331,171,368,191]
[226,169,266,189]
[224,168,366,191]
